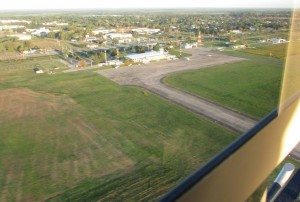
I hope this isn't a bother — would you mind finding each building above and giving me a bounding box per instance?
[32,27,50,36]
[131,28,160,35]
[106,60,123,66]
[22,49,37,55]
[0,19,31,24]
[0,25,25,31]
[85,36,97,42]
[232,45,246,50]
[268,38,287,44]
[125,49,175,63]
[105,33,132,43]
[8,34,31,41]
[231,30,242,34]
[92,29,115,35]
[43,21,68,26]
[33,67,44,74]
[181,42,198,49]
[86,44,99,49]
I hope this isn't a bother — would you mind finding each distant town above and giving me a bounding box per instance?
[0,9,291,72]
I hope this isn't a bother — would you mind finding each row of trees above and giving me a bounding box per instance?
[0,38,34,52]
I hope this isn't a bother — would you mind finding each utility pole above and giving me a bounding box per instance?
[179,42,182,57]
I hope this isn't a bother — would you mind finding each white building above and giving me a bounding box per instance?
[231,30,242,34]
[181,43,198,49]
[35,69,44,74]
[131,28,160,35]
[232,45,246,50]
[25,28,36,33]
[86,44,99,49]
[0,20,31,24]
[8,34,31,41]
[105,33,132,43]
[0,25,25,31]
[22,49,37,55]
[32,27,50,36]
[85,36,97,42]
[125,49,175,63]
[268,38,287,44]
[43,21,68,26]
[106,60,123,66]
[92,29,115,35]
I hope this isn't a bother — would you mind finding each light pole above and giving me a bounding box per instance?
[104,50,107,64]
[179,42,182,57]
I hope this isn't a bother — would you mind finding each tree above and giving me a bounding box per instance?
[89,54,99,65]
[47,32,56,39]
[17,45,24,52]
[119,52,127,59]
[99,52,106,63]
[78,60,87,68]
[23,40,32,51]
[110,49,117,57]
[153,44,160,51]
[123,59,134,66]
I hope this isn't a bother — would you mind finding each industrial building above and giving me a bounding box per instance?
[105,33,133,43]
[131,28,160,35]
[32,27,50,36]
[125,49,175,63]
[92,29,116,35]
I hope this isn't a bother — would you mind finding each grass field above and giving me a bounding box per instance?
[168,49,192,58]
[165,60,283,119]
[227,42,299,60]
[0,57,67,73]
[240,43,289,59]
[0,62,237,201]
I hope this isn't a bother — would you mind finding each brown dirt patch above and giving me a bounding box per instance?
[0,88,75,122]
[0,52,23,60]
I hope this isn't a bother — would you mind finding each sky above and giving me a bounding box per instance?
[0,0,295,10]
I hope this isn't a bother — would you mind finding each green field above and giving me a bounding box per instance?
[168,49,192,58]
[0,63,237,201]
[222,43,300,61]
[240,43,289,59]
[165,60,283,119]
[0,56,68,73]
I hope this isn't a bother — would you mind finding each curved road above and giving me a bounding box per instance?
[98,47,300,159]
[98,48,257,134]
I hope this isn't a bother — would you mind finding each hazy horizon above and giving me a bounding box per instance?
[0,0,295,10]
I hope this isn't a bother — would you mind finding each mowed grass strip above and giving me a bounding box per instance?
[165,60,283,119]
[241,43,287,59]
[0,67,237,201]
[240,43,298,60]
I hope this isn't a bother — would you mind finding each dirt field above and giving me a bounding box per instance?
[0,51,23,60]
[0,88,133,201]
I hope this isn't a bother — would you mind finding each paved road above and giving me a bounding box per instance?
[98,48,257,134]
[98,47,300,160]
